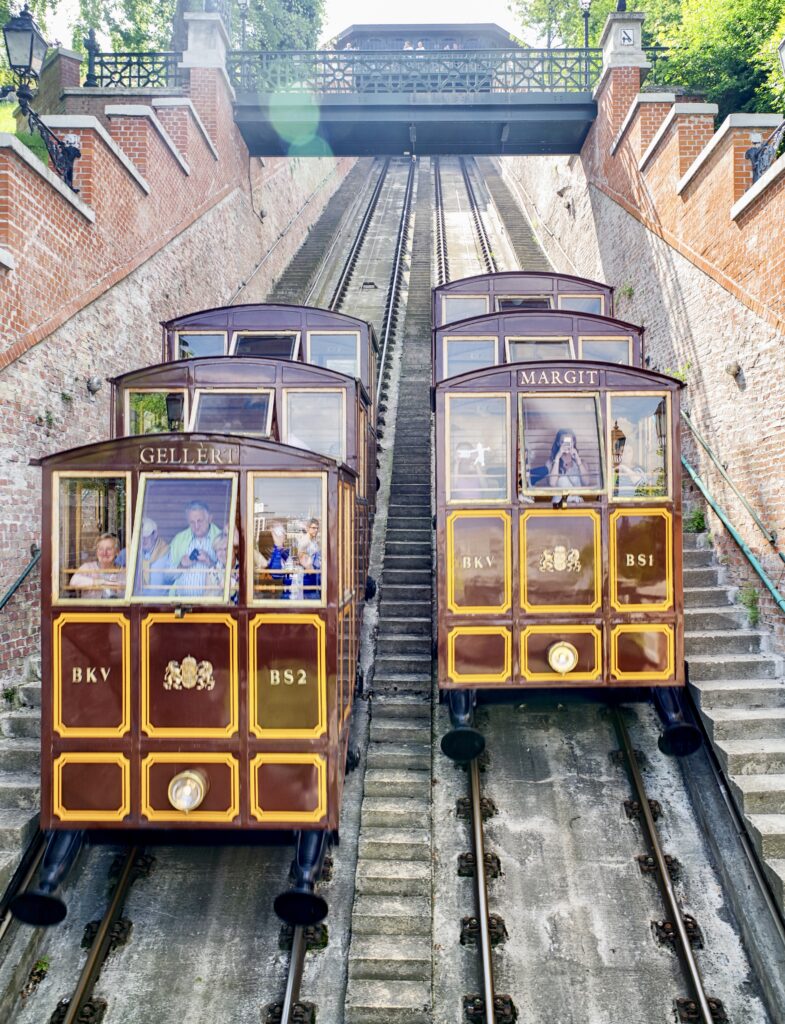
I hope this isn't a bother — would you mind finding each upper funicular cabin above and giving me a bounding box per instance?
[434,309,643,383]
[161,305,379,404]
[110,357,376,510]
[433,272,615,328]
[333,23,521,51]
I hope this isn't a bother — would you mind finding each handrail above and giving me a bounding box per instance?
[681,410,785,566]
[0,547,40,612]
[682,456,785,617]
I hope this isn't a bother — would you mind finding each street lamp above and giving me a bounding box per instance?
[579,0,592,50]
[1,5,81,191]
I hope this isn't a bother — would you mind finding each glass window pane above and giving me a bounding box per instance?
[127,392,185,435]
[581,339,630,365]
[133,476,236,602]
[444,339,497,378]
[447,395,509,502]
[193,391,271,437]
[508,339,571,362]
[442,296,488,323]
[558,295,604,315]
[234,334,297,359]
[496,296,552,311]
[308,334,359,377]
[609,394,669,500]
[285,391,344,461]
[57,476,127,600]
[176,333,226,359]
[252,476,323,603]
[520,395,603,493]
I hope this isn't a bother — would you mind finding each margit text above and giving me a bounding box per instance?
[517,368,599,386]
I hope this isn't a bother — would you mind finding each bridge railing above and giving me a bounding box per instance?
[83,49,186,89]
[227,48,603,95]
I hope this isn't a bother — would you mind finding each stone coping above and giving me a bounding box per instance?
[42,114,151,194]
[611,92,677,156]
[0,132,95,222]
[0,246,15,271]
[104,104,190,175]
[638,102,718,172]
[152,97,219,160]
[731,142,785,221]
[677,113,783,195]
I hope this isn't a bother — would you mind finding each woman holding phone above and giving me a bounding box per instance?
[546,429,586,489]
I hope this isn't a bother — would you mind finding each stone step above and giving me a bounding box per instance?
[681,531,708,549]
[731,775,785,815]
[372,696,431,720]
[0,710,40,739]
[685,630,764,656]
[716,739,785,776]
[684,587,732,609]
[683,566,721,587]
[384,555,433,572]
[377,617,432,636]
[352,894,431,935]
[375,653,432,674]
[688,654,778,682]
[690,678,785,710]
[685,607,746,630]
[371,719,431,745]
[364,768,431,798]
[356,859,430,896]
[0,773,39,810]
[18,681,41,708]
[701,707,785,742]
[683,548,714,567]
[388,484,431,496]
[359,826,431,861]
[366,742,430,771]
[361,796,430,829]
[379,586,432,603]
[0,738,40,774]
[344,979,431,1024]
[763,860,785,910]
[0,808,38,850]
[373,675,432,696]
[746,814,785,859]
[377,634,433,657]
[348,935,431,980]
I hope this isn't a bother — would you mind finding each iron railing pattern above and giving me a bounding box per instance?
[87,51,185,89]
[227,48,603,94]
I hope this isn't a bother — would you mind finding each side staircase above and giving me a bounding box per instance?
[683,530,785,910]
[0,657,41,891]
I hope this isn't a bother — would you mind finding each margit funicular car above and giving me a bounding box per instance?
[161,303,379,412]
[435,361,699,762]
[17,433,361,927]
[433,271,616,328]
[110,357,376,595]
[432,307,644,383]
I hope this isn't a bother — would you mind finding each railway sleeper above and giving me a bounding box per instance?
[278,922,328,952]
[637,852,682,879]
[50,996,107,1024]
[456,796,497,821]
[460,913,508,947]
[263,1000,316,1024]
[653,914,704,949]
[625,798,663,821]
[463,993,518,1023]
[457,851,501,878]
[675,996,728,1022]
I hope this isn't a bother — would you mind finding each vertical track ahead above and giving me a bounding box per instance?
[433,157,450,287]
[459,158,498,275]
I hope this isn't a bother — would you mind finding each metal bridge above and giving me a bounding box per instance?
[227,48,603,156]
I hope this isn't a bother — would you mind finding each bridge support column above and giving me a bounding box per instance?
[594,10,650,138]
[180,11,234,146]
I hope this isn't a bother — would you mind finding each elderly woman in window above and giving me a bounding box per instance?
[70,534,126,598]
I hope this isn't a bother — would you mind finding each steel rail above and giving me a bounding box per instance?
[280,924,307,1023]
[60,846,139,1024]
[434,157,450,286]
[460,157,497,275]
[328,157,391,312]
[303,160,387,308]
[469,759,497,1024]
[376,158,416,405]
[611,709,714,1024]
[0,832,45,946]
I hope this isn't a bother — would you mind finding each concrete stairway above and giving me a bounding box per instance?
[683,531,785,909]
[344,160,434,1024]
[0,657,41,892]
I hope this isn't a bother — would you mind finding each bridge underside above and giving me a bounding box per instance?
[233,93,597,156]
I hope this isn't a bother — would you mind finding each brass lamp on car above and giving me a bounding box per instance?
[547,641,579,675]
[168,769,209,813]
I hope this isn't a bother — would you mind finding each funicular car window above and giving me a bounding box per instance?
[496,296,552,311]
[232,333,299,359]
[519,394,604,496]
[307,333,360,378]
[442,296,489,323]
[506,338,573,362]
[446,394,510,503]
[579,338,632,365]
[127,390,188,435]
[444,338,498,378]
[190,389,273,438]
[55,473,129,602]
[608,393,670,500]
[250,474,324,604]
[558,294,605,315]
[131,475,237,603]
[284,389,345,462]
[175,332,227,359]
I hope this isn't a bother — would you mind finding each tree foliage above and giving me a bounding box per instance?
[510,0,785,120]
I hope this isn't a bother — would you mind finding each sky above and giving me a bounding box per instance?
[48,0,523,51]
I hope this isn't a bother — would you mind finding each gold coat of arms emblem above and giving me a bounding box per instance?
[539,545,581,574]
[164,655,215,691]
